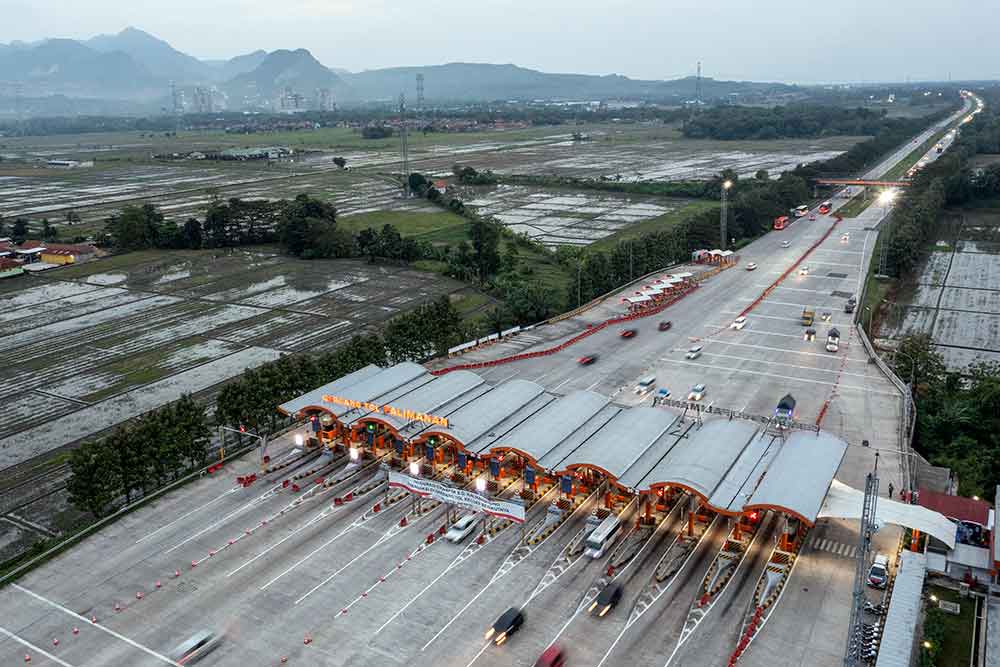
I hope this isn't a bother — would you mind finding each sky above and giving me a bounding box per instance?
[0,0,997,83]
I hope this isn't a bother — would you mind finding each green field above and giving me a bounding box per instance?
[924,586,975,667]
[586,200,717,252]
[338,210,470,244]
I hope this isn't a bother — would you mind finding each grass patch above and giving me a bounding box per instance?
[860,232,895,335]
[449,289,493,321]
[338,210,470,245]
[924,586,975,667]
[587,200,717,252]
[838,193,875,218]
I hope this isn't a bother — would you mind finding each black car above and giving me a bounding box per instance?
[658,321,672,331]
[589,581,623,617]
[485,607,524,645]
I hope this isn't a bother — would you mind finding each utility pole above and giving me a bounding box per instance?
[629,242,634,281]
[844,455,879,667]
[416,73,425,109]
[577,261,582,307]
[720,180,732,249]
[399,92,409,196]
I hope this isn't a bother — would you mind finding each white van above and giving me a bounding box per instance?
[634,376,656,395]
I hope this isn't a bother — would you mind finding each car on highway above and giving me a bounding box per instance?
[685,345,703,360]
[578,355,598,366]
[170,630,222,665]
[620,328,637,339]
[820,312,832,322]
[867,554,890,589]
[841,233,850,242]
[746,262,758,271]
[781,240,791,248]
[731,316,748,330]
[589,581,623,617]
[656,387,671,400]
[658,321,672,331]
[534,646,566,667]
[486,607,524,645]
[687,384,707,401]
[634,375,656,396]
[799,265,810,276]
[445,513,479,543]
[804,328,816,341]
[809,213,817,220]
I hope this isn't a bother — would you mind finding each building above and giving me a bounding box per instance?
[0,257,23,279]
[18,241,98,265]
[315,88,335,112]
[919,488,994,584]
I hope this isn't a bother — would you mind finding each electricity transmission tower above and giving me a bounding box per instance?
[843,456,880,667]
[399,92,410,196]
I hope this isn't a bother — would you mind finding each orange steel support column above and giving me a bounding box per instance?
[644,497,652,520]
[687,510,694,536]
[733,519,742,542]
[605,491,613,509]
[911,529,921,552]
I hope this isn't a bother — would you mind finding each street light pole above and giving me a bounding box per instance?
[720,180,732,250]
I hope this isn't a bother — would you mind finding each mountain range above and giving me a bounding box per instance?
[0,27,797,113]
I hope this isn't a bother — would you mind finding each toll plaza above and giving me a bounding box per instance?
[277,362,855,541]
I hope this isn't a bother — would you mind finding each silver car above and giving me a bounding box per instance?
[685,345,703,360]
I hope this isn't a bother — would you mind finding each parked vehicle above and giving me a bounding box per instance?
[801,307,815,326]
[867,554,890,588]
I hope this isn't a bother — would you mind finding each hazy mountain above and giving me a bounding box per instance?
[87,27,209,82]
[341,63,795,102]
[225,48,345,104]
[208,50,269,81]
[0,38,157,97]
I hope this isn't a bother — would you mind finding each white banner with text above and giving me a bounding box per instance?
[387,471,525,523]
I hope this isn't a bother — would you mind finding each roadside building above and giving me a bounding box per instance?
[18,241,98,265]
[918,488,994,584]
[0,257,24,279]
[14,247,45,264]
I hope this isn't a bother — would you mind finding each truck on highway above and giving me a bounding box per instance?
[826,328,841,352]
[801,307,815,326]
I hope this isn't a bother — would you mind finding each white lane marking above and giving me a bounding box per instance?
[716,314,851,328]
[532,370,554,382]
[135,488,237,544]
[227,501,344,577]
[164,487,277,554]
[724,299,844,311]
[260,517,368,590]
[586,380,602,391]
[811,249,863,255]
[493,371,520,384]
[653,358,898,395]
[682,338,870,363]
[694,350,873,381]
[753,285,834,294]
[552,377,574,392]
[10,585,182,666]
[0,626,76,666]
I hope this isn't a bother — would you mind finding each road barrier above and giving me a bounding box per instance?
[431,283,700,376]
[737,216,842,320]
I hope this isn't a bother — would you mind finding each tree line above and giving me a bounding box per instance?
[215,297,469,434]
[681,104,903,141]
[67,395,210,518]
[896,334,999,501]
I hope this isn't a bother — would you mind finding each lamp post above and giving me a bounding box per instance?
[720,180,733,250]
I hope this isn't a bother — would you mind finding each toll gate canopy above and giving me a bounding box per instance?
[280,363,938,526]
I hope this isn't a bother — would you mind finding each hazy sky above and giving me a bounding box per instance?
[1,0,996,83]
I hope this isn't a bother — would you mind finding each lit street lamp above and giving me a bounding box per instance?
[294,433,303,447]
[409,461,420,477]
[475,476,487,493]
[349,446,359,461]
[720,180,733,250]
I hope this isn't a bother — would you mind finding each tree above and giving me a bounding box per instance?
[12,217,28,242]
[470,218,501,284]
[182,218,203,249]
[357,227,379,263]
[67,441,120,518]
[41,218,59,241]
[755,169,770,181]
[896,334,946,395]
[106,204,163,250]
[408,172,429,195]
[65,209,81,225]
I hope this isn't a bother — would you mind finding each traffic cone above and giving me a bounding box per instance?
[52,639,58,647]
[135,592,143,600]
[303,634,312,645]
[24,655,30,663]
[399,517,407,527]
[174,570,181,577]
[90,616,97,624]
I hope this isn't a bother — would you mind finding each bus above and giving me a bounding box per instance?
[773,215,790,230]
[793,205,809,217]
[818,201,832,214]
[584,514,621,559]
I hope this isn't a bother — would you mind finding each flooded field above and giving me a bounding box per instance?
[884,210,1000,369]
[0,250,466,469]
